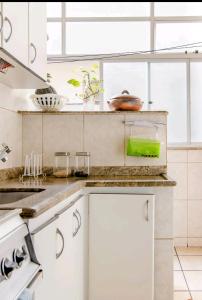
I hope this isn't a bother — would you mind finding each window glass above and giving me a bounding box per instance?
[155,23,202,53]
[155,2,202,16]
[150,63,187,143]
[66,2,150,17]
[47,2,62,18]
[103,62,148,110]
[66,22,150,54]
[191,62,202,142]
[46,61,99,105]
[47,22,62,55]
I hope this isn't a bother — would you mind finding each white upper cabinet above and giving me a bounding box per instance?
[29,2,47,79]
[2,2,29,66]
[0,2,47,82]
[89,193,155,300]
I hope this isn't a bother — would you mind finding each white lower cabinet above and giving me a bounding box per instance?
[55,195,87,300]
[32,194,87,300]
[73,195,88,300]
[89,193,155,300]
[55,204,75,300]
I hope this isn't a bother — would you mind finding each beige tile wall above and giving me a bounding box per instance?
[22,112,167,167]
[0,82,32,170]
[20,112,202,246]
[168,149,202,247]
[0,108,22,169]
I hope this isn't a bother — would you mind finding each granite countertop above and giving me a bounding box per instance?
[19,111,168,114]
[0,209,22,225]
[0,174,176,218]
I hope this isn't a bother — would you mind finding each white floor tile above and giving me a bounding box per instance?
[184,271,202,291]
[176,247,202,256]
[174,291,191,300]
[180,256,202,271]
[174,256,182,271]
[191,292,202,300]
[174,271,188,291]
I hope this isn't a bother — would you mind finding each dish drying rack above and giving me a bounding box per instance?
[22,152,45,178]
[124,119,166,135]
[124,119,165,158]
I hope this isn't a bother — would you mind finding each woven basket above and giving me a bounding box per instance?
[31,94,68,111]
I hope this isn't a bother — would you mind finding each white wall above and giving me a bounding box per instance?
[0,83,33,169]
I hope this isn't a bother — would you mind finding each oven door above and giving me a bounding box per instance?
[16,270,43,300]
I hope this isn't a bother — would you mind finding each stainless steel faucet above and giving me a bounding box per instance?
[0,143,11,162]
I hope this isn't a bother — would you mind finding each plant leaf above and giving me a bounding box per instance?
[67,79,80,87]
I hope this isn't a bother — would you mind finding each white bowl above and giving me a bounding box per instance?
[31,94,68,111]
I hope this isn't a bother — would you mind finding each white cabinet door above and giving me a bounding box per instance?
[56,195,88,300]
[32,218,57,300]
[89,193,155,300]
[55,204,75,300]
[29,2,47,79]
[2,2,28,66]
[73,196,88,300]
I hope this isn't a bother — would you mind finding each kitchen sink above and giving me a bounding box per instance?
[0,188,45,204]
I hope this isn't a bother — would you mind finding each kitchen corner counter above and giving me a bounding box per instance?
[0,175,176,218]
[0,209,22,225]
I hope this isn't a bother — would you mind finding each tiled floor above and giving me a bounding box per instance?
[174,247,202,300]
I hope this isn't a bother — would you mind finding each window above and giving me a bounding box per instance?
[156,23,202,53]
[103,62,148,106]
[47,2,61,18]
[155,2,202,16]
[66,22,150,54]
[190,62,202,142]
[47,2,202,144]
[66,2,150,17]
[150,63,187,143]
[47,22,62,55]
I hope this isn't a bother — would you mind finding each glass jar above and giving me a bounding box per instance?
[74,152,90,177]
[53,152,71,177]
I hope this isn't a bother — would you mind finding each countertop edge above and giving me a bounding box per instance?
[0,209,22,225]
[0,176,176,219]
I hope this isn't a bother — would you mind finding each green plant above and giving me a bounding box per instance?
[67,64,103,102]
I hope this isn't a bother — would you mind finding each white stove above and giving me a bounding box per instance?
[0,211,41,300]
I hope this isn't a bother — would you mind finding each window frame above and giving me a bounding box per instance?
[47,2,202,144]
[47,2,202,58]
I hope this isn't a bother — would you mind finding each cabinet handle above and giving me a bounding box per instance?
[144,200,149,222]
[4,17,12,43]
[56,228,65,259]
[73,211,80,237]
[0,12,3,34]
[30,43,37,64]
[76,209,82,230]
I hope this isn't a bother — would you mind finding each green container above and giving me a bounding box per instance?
[127,137,161,158]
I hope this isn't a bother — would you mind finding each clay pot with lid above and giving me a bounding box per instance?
[108,90,144,111]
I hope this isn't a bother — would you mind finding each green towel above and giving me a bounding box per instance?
[127,137,161,158]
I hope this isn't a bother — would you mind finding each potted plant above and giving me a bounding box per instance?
[67,64,103,110]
